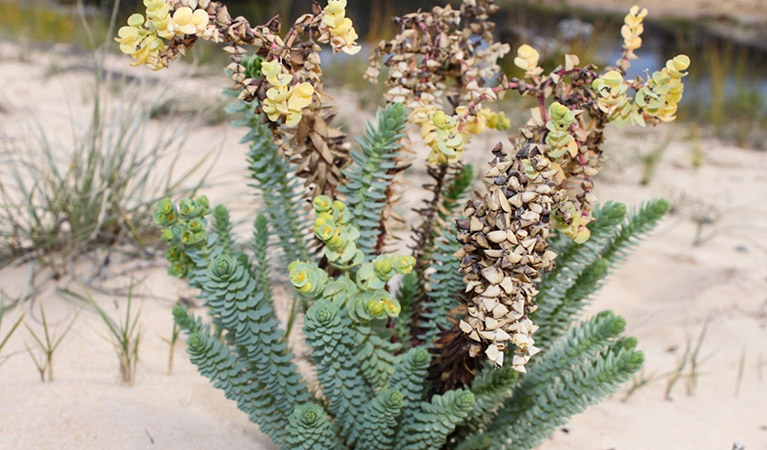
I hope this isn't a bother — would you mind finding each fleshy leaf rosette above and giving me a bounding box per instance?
[287,404,343,449]
[207,255,254,301]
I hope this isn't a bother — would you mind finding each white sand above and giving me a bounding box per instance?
[1,41,766,450]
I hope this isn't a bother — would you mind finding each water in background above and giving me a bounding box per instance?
[2,0,765,136]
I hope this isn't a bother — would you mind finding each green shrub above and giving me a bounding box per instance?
[125,0,687,448]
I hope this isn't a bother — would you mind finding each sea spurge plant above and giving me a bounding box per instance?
[143,1,687,448]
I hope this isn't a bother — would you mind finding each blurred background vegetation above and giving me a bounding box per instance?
[1,0,765,148]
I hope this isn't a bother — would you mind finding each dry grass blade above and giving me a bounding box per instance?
[638,132,672,186]
[58,282,141,385]
[621,369,666,402]
[0,294,26,366]
[160,321,180,375]
[686,318,710,396]
[23,303,79,382]
[664,337,692,400]
[664,319,711,400]
[734,347,746,396]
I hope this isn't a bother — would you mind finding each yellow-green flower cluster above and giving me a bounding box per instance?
[145,0,173,39]
[313,196,364,267]
[357,254,416,290]
[260,61,315,127]
[486,110,511,131]
[321,0,361,55]
[153,197,179,227]
[592,71,639,126]
[544,102,578,159]
[181,217,208,246]
[289,261,329,297]
[166,245,194,278]
[554,202,591,244]
[115,13,164,68]
[459,107,511,135]
[408,105,441,160]
[350,254,412,320]
[312,279,400,322]
[513,44,543,78]
[155,196,211,247]
[169,6,209,35]
[286,196,411,322]
[358,289,401,320]
[621,5,647,61]
[430,111,465,165]
[288,260,395,322]
[635,55,690,122]
[415,108,509,166]
[115,0,209,69]
[154,196,211,278]
[178,196,211,220]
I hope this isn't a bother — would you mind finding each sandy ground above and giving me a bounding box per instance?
[1,41,766,450]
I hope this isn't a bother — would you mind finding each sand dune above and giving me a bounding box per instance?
[1,41,765,450]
